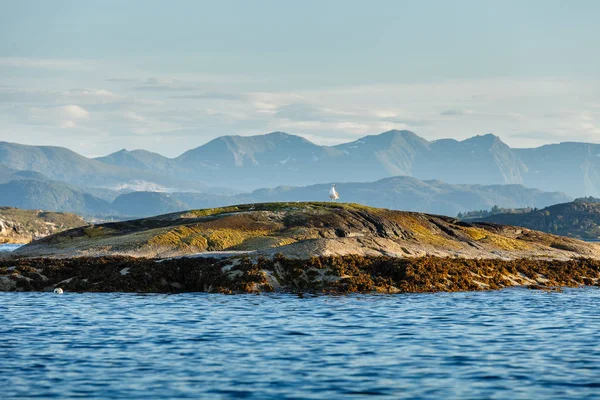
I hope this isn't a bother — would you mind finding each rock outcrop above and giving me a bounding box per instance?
[2,255,600,293]
[4,202,600,293]
[0,207,86,244]
[12,202,600,261]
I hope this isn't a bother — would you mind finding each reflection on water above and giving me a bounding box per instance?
[0,244,22,252]
[1,289,600,399]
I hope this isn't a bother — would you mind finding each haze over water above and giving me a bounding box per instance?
[2,289,599,399]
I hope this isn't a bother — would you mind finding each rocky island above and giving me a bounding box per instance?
[2,202,600,293]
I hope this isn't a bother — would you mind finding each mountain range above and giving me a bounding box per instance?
[94,130,600,197]
[3,130,600,197]
[0,173,570,219]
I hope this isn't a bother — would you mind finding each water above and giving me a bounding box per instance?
[1,290,600,399]
[0,244,22,252]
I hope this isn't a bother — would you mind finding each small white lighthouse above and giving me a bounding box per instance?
[329,184,339,201]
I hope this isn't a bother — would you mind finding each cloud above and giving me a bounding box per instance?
[122,111,146,123]
[61,105,89,119]
[168,92,247,101]
[53,105,90,129]
[0,87,121,106]
[0,88,56,104]
[2,74,600,155]
[67,89,115,98]
[374,110,399,118]
[60,120,77,129]
[275,104,333,121]
[509,131,567,141]
[106,78,136,82]
[20,104,90,130]
[440,108,475,116]
[274,103,355,122]
[132,76,201,92]
[0,57,93,70]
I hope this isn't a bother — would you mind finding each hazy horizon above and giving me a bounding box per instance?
[1,0,599,157]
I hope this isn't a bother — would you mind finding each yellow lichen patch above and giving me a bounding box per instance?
[463,227,488,241]
[462,226,530,250]
[147,226,208,251]
[390,214,461,249]
[338,203,383,213]
[187,202,379,219]
[479,233,531,251]
[276,237,298,246]
[188,206,241,218]
[231,235,296,250]
[144,217,278,252]
[206,228,272,251]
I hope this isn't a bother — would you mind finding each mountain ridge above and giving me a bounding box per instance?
[0,175,571,219]
[4,130,600,196]
[90,130,600,195]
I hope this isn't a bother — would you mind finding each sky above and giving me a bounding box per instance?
[0,0,599,157]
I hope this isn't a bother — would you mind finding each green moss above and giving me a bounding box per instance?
[186,202,381,218]
[83,226,114,239]
[187,206,242,218]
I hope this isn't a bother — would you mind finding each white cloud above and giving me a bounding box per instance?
[60,120,77,129]
[440,109,475,116]
[123,111,146,122]
[274,103,352,122]
[61,105,89,119]
[66,89,116,100]
[0,57,93,70]
[2,72,600,156]
[374,110,399,118]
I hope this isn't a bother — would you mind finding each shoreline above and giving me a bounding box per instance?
[2,254,599,294]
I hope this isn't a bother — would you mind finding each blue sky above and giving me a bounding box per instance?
[1,0,599,156]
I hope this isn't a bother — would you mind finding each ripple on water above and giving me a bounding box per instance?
[1,288,600,399]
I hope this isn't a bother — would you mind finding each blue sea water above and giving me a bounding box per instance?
[0,244,22,252]
[1,289,600,399]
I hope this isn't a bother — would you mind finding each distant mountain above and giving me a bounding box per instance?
[472,199,600,240]
[7,130,600,196]
[327,130,430,182]
[233,177,570,218]
[0,141,172,189]
[0,142,218,193]
[173,131,340,188]
[0,164,48,183]
[112,191,187,217]
[515,142,600,197]
[94,130,529,191]
[88,130,600,196]
[416,134,527,185]
[95,149,173,174]
[0,179,111,216]
[108,176,571,218]
[0,169,571,218]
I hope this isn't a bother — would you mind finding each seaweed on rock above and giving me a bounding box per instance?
[1,255,599,294]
